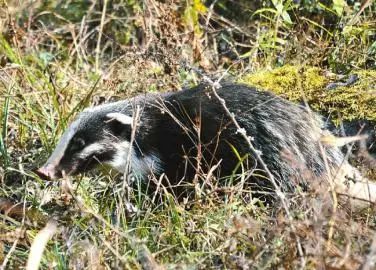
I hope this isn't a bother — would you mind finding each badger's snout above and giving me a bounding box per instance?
[36,164,61,180]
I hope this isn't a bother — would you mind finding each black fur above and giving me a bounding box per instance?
[128,83,342,193]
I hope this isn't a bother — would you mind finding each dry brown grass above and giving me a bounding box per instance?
[0,0,375,269]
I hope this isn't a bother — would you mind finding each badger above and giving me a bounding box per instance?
[37,83,376,207]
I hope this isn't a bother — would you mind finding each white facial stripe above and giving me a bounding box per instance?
[106,113,133,126]
[79,142,107,159]
[108,141,131,171]
[106,141,162,178]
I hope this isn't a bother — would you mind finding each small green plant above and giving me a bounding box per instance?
[250,0,295,66]
[0,0,375,268]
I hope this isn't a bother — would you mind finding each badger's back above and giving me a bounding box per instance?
[133,83,343,193]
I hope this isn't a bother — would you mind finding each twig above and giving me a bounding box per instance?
[26,220,58,270]
[196,71,307,268]
[95,0,108,72]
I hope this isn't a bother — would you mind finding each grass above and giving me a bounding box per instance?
[0,0,375,269]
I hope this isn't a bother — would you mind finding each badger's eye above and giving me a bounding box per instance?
[70,137,86,152]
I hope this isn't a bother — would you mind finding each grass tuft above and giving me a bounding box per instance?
[0,0,375,269]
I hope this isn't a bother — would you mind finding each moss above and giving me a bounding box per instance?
[240,65,376,124]
[317,70,376,124]
[240,65,327,102]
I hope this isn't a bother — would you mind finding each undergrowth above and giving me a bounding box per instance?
[0,0,375,269]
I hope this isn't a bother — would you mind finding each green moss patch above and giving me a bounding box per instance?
[241,65,376,124]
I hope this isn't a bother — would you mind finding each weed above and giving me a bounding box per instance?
[0,0,375,269]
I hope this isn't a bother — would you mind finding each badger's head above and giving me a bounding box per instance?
[36,102,135,180]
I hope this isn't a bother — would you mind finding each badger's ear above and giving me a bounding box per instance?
[106,113,133,126]
[106,113,133,139]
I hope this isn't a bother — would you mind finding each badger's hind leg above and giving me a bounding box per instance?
[332,162,376,210]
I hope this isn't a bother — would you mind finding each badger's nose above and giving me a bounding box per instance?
[35,164,57,180]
